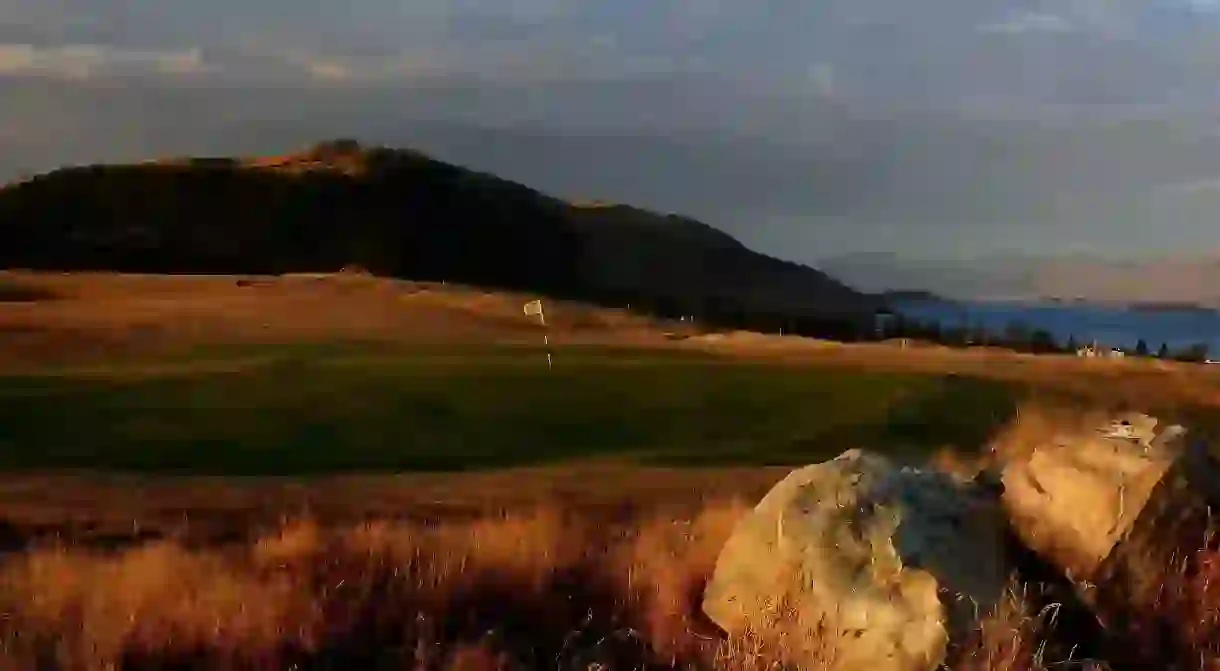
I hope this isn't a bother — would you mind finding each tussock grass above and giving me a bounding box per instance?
[0,494,1210,670]
[0,502,749,669]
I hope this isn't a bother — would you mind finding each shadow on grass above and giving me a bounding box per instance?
[11,345,1214,476]
[876,374,1021,454]
[645,374,1024,468]
[0,279,59,303]
[0,353,1033,475]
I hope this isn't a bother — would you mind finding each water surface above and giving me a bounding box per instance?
[896,300,1220,353]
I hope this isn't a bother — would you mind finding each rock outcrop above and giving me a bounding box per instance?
[701,450,1014,671]
[702,412,1220,670]
[996,412,1197,580]
[995,411,1220,662]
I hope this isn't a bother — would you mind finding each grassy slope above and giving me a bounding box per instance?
[0,344,1020,474]
[0,283,1219,668]
[0,142,879,323]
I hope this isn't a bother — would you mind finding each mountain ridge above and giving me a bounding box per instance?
[0,139,881,332]
[821,252,1220,305]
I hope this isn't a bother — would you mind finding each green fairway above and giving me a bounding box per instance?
[0,344,1023,474]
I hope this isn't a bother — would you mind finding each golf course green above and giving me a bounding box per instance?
[0,343,1023,474]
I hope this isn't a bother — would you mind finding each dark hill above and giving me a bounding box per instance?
[0,139,881,333]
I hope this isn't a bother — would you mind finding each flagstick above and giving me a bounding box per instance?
[536,308,551,370]
[541,312,552,369]
[524,299,552,370]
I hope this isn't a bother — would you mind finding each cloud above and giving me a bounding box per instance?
[1151,176,1220,194]
[0,0,1216,108]
[229,46,358,82]
[8,0,1220,260]
[0,40,452,85]
[979,11,1074,35]
[808,63,836,98]
[0,43,206,78]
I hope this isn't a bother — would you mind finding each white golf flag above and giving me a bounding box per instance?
[524,299,551,368]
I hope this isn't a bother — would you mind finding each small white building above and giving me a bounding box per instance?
[1076,340,1124,359]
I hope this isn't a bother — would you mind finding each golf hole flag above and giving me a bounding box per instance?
[523,299,545,324]
[523,299,552,368]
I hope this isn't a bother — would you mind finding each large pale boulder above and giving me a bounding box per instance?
[995,412,1220,663]
[701,450,1013,671]
[996,411,1220,661]
[997,411,1199,580]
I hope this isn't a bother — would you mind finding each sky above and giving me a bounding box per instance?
[5,0,1220,261]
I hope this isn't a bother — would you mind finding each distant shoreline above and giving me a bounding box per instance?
[894,295,1220,315]
[877,290,953,304]
[1125,301,1217,315]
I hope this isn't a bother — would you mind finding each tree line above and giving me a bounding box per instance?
[873,313,1211,362]
[642,301,1214,363]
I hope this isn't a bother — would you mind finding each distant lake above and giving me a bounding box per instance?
[895,300,1220,353]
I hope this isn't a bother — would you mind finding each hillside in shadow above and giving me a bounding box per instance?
[0,139,880,336]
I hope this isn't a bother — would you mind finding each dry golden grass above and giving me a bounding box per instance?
[0,495,1147,671]
[0,543,314,668]
[0,270,683,369]
[0,477,1215,669]
[1082,525,1220,669]
[0,501,750,669]
[944,586,1049,671]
